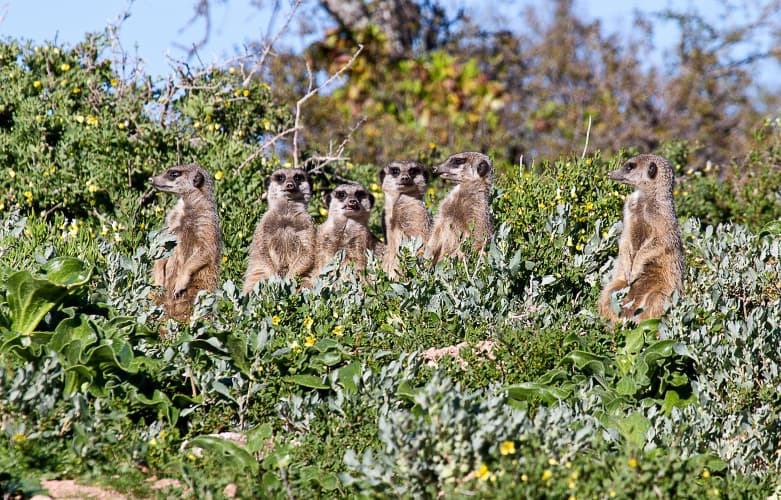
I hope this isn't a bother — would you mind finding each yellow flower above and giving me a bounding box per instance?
[541,469,553,481]
[261,118,271,129]
[149,438,158,446]
[701,469,710,479]
[303,317,314,329]
[520,473,528,482]
[609,490,616,497]
[187,452,197,460]
[319,207,328,217]
[427,187,435,197]
[369,183,381,193]
[271,315,281,325]
[33,80,41,88]
[215,171,224,181]
[475,464,489,480]
[428,142,436,149]
[304,335,315,347]
[75,115,84,124]
[229,67,236,74]
[86,115,98,126]
[222,256,228,263]
[289,341,301,353]
[117,122,126,130]
[72,87,81,94]
[499,440,515,456]
[628,458,638,468]
[585,201,594,211]
[110,78,118,86]
[12,433,26,444]
[242,89,249,97]
[0,202,5,210]
[60,63,71,71]
[332,325,344,336]
[24,191,33,203]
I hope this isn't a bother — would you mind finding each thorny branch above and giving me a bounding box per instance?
[242,0,303,87]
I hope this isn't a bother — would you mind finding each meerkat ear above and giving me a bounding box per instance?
[422,166,432,182]
[264,175,272,190]
[367,193,375,208]
[379,168,386,183]
[193,171,205,188]
[648,162,658,179]
[324,192,332,206]
[477,160,491,177]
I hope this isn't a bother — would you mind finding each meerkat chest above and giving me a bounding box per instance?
[392,197,427,231]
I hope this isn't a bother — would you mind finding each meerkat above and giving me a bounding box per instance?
[599,154,685,322]
[426,151,493,263]
[380,160,432,276]
[149,163,222,321]
[315,183,385,274]
[242,168,316,294]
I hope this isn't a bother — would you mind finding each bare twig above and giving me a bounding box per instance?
[581,114,592,158]
[236,126,300,173]
[293,44,364,169]
[243,0,302,87]
[304,117,367,174]
[237,44,364,174]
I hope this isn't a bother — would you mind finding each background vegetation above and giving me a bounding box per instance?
[2,0,781,497]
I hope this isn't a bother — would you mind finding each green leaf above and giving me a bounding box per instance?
[247,423,273,454]
[615,376,639,396]
[335,361,361,394]
[40,257,92,287]
[6,271,69,335]
[286,374,329,390]
[187,436,258,474]
[506,382,572,404]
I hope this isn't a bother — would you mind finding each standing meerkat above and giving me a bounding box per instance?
[315,183,385,274]
[599,154,685,322]
[149,163,222,321]
[243,168,316,294]
[426,151,493,263]
[380,160,432,276]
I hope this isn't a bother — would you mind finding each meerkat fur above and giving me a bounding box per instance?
[149,163,222,321]
[243,168,316,294]
[380,160,432,276]
[427,151,493,263]
[315,183,385,274]
[599,154,685,322]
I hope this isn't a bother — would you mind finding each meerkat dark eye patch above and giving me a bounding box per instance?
[648,162,657,179]
[294,174,305,183]
[334,191,347,200]
[477,160,491,177]
[409,167,420,177]
[355,191,367,200]
[625,162,636,172]
[275,174,286,183]
[193,171,204,188]
[165,170,181,180]
[390,167,400,176]
[452,157,467,165]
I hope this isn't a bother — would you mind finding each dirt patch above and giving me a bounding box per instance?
[32,480,126,500]
[421,340,496,369]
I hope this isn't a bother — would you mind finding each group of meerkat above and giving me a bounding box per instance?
[148,151,494,320]
[148,151,683,324]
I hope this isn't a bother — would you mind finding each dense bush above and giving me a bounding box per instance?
[2,33,781,498]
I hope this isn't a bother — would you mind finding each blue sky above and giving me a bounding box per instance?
[0,0,777,88]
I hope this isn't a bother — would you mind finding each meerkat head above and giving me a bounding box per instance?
[608,154,674,193]
[150,163,213,196]
[325,183,374,223]
[264,168,312,206]
[380,160,430,198]
[433,151,493,185]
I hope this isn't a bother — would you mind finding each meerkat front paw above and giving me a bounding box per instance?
[172,277,190,299]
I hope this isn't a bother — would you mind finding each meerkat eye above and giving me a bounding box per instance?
[390,167,400,176]
[275,174,286,183]
[409,167,420,177]
[355,191,367,200]
[625,162,636,172]
[334,191,346,200]
[452,157,467,165]
[166,170,181,180]
[293,174,305,183]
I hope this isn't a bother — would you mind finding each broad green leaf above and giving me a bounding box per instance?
[6,271,69,335]
[615,376,639,396]
[247,423,273,454]
[506,382,572,404]
[286,374,329,390]
[336,361,361,394]
[188,435,258,474]
[40,257,92,287]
